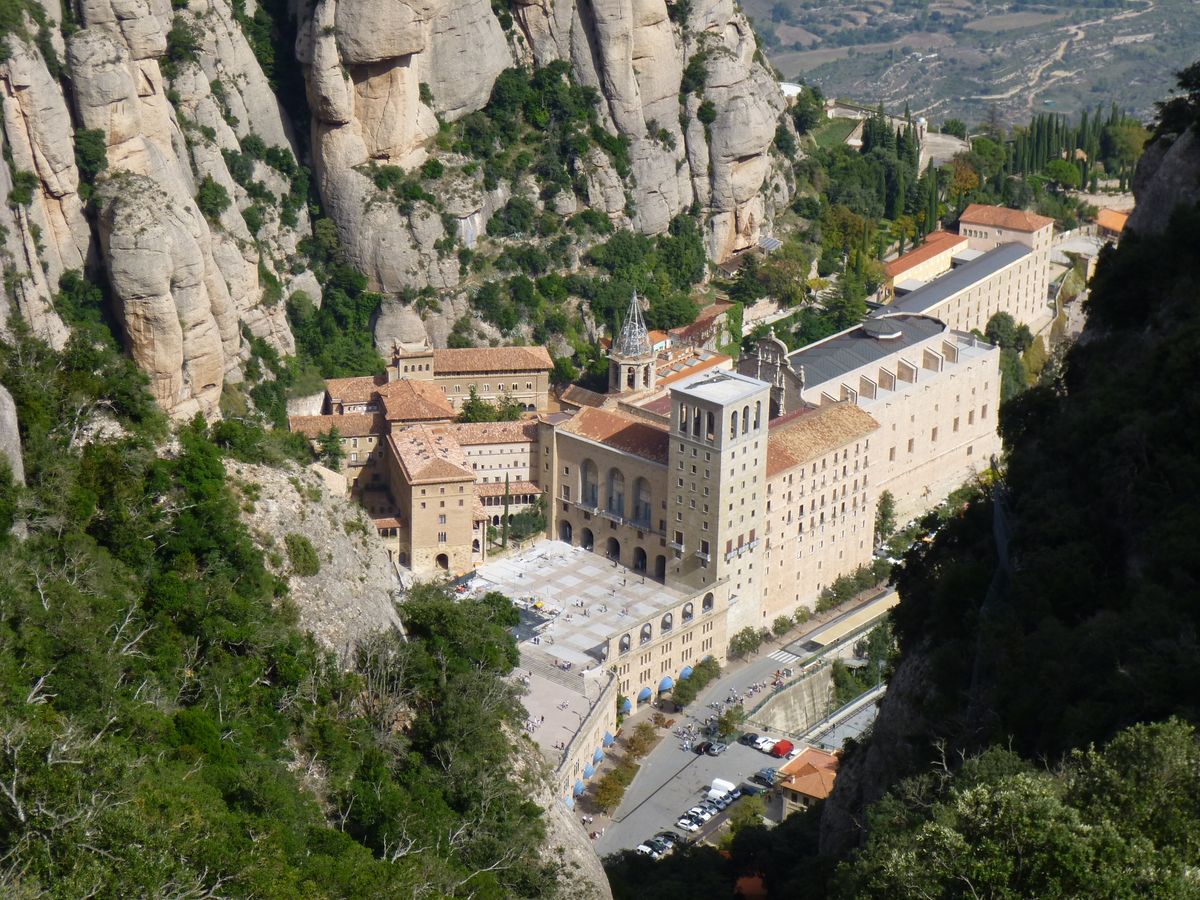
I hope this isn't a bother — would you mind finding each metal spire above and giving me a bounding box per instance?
[613,291,651,358]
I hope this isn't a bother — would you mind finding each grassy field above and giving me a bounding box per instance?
[812,117,859,149]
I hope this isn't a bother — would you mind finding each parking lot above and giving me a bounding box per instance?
[594,737,785,855]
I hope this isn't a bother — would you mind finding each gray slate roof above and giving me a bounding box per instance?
[881,243,1030,316]
[787,314,946,387]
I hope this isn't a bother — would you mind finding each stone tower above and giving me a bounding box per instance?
[609,293,657,394]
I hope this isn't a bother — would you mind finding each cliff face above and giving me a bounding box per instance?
[0,0,787,418]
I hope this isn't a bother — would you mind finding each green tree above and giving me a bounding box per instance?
[195,175,230,220]
[285,531,321,575]
[939,118,967,139]
[729,626,765,658]
[874,489,896,544]
[317,426,345,469]
[716,705,746,737]
[772,614,793,637]
[1043,158,1082,192]
[727,794,765,835]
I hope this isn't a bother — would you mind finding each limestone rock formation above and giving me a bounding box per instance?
[228,460,404,656]
[0,38,86,350]
[0,382,23,485]
[96,175,239,420]
[1128,126,1200,237]
[296,0,789,291]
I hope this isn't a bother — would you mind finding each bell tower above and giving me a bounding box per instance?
[608,292,657,394]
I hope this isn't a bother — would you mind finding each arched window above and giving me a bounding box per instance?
[661,613,673,633]
[619,634,631,654]
[679,404,689,433]
[702,592,714,613]
[632,477,652,527]
[606,468,626,517]
[682,602,694,622]
[730,411,738,438]
[706,411,715,440]
[581,459,599,507]
[640,623,653,645]
[754,400,761,429]
[741,405,749,433]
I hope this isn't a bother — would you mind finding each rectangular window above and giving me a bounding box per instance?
[931,427,938,442]
[907,438,914,454]
[888,447,896,462]
[438,514,446,525]
[437,532,447,543]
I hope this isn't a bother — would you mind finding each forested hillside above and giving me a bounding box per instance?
[0,321,583,896]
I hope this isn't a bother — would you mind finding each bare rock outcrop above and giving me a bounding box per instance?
[228,460,404,656]
[0,38,87,349]
[0,383,23,485]
[297,0,789,292]
[96,175,239,420]
[1127,126,1200,237]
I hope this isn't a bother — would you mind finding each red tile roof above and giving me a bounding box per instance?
[376,379,456,422]
[443,421,539,445]
[288,413,382,438]
[475,480,541,497]
[558,407,670,464]
[766,402,879,478]
[1096,208,1130,233]
[388,426,475,484]
[324,374,386,405]
[432,346,553,374]
[959,203,1055,233]
[778,747,839,800]
[884,230,968,279]
[560,384,609,409]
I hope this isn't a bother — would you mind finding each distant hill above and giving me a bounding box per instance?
[750,0,1199,127]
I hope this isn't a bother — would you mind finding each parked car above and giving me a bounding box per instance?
[728,787,744,801]
[786,746,802,760]
[740,783,763,796]
[675,816,700,832]
[635,839,667,859]
[739,733,760,746]
[758,740,777,754]
[705,742,728,757]
[694,741,713,755]
[655,831,683,847]
[752,735,776,751]
[769,739,795,758]
[709,794,731,811]
[687,806,714,823]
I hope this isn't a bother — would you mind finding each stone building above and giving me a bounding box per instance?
[762,403,880,621]
[774,314,1001,521]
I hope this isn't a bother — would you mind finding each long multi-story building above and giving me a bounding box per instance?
[877,204,1055,334]
[741,314,1000,522]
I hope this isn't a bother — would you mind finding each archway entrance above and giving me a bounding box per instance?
[632,547,647,572]
[559,520,573,544]
[435,553,449,571]
[581,528,594,550]
[606,537,621,563]
[654,555,666,580]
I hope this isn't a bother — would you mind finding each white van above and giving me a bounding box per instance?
[706,778,736,801]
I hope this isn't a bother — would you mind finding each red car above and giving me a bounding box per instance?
[769,739,794,758]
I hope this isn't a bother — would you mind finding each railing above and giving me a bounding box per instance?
[723,538,760,562]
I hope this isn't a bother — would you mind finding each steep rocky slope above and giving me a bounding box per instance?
[0,0,789,418]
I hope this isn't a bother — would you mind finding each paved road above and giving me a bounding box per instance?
[596,593,898,855]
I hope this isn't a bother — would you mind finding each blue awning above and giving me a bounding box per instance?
[679,666,694,680]
[603,731,615,746]
[593,748,604,763]
[583,764,596,778]
[659,676,674,692]
[573,779,585,796]
[637,687,652,702]
[620,698,632,714]
[563,794,575,810]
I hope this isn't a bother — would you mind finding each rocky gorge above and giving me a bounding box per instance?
[0,0,791,419]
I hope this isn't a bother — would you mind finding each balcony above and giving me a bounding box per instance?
[723,538,760,562]
[695,548,711,562]
[668,538,685,552]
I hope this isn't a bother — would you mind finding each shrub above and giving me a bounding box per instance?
[73,129,108,196]
[697,100,717,126]
[7,171,38,208]
[420,158,444,179]
[285,532,320,576]
[196,176,231,220]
